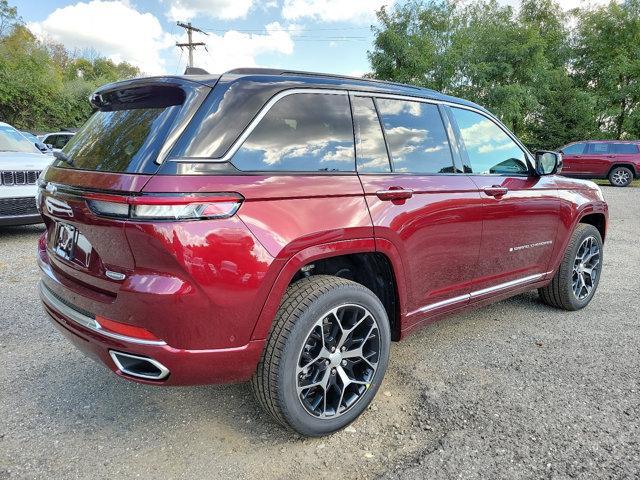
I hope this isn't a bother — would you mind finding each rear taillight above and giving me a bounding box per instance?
[86,193,243,221]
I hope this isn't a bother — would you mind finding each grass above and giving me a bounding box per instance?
[593,179,640,188]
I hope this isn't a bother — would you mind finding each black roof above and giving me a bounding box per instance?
[95,67,486,113]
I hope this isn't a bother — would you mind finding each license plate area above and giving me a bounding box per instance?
[54,222,77,261]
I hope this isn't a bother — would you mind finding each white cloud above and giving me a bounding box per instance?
[28,0,171,74]
[282,0,393,23]
[191,22,297,73]
[165,0,254,21]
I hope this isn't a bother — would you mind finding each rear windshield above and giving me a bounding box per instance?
[54,84,190,174]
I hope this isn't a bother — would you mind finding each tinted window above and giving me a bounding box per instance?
[376,99,454,174]
[451,108,528,175]
[562,143,586,155]
[55,84,189,173]
[47,134,71,149]
[231,93,354,172]
[611,143,638,154]
[352,96,391,173]
[588,143,610,154]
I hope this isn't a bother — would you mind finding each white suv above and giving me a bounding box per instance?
[0,122,52,226]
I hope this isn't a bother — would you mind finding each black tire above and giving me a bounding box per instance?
[539,224,603,311]
[251,275,391,436]
[608,166,633,187]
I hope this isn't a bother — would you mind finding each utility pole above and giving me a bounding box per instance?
[176,21,208,68]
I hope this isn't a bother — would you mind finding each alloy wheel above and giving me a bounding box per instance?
[296,304,380,418]
[572,236,600,300]
[611,168,631,186]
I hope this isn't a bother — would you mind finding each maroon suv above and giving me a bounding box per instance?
[559,140,640,187]
[37,69,608,436]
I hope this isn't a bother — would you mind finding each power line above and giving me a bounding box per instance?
[176,21,208,68]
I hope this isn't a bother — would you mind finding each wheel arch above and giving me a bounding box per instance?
[578,212,607,242]
[607,163,637,178]
[250,239,406,342]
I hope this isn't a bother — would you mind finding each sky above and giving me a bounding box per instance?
[14,0,608,77]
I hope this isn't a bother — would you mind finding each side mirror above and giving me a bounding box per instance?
[535,150,562,175]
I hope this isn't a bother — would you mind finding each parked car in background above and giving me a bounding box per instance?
[559,140,640,187]
[39,131,75,151]
[20,131,51,154]
[0,122,50,226]
[37,69,607,436]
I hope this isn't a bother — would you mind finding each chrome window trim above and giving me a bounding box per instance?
[39,281,167,346]
[168,88,349,164]
[408,272,550,317]
[167,85,533,171]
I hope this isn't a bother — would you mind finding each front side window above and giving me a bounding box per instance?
[562,143,586,155]
[231,93,355,172]
[376,99,455,174]
[451,107,529,175]
[611,143,638,154]
[352,96,391,173]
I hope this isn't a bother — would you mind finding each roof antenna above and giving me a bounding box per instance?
[184,66,209,75]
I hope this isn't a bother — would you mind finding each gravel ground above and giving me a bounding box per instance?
[1,186,638,480]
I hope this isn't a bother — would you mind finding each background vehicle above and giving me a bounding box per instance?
[559,140,640,187]
[20,131,51,154]
[37,69,607,436]
[39,131,75,152]
[0,122,49,226]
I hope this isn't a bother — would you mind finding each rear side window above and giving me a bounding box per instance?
[231,93,354,172]
[611,143,638,154]
[352,96,391,173]
[56,84,189,174]
[562,143,586,155]
[376,99,454,174]
[451,107,528,175]
[588,143,610,154]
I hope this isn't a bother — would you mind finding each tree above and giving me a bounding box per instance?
[0,0,19,38]
[573,0,640,139]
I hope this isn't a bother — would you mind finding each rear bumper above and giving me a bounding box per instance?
[39,280,265,385]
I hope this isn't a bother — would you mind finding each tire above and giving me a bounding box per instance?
[608,166,633,187]
[251,275,391,436]
[539,224,603,311]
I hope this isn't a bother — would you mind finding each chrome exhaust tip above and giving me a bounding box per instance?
[109,351,169,381]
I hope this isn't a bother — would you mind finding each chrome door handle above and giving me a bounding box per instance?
[375,188,414,201]
[483,186,508,197]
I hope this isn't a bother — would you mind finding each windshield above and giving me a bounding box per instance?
[0,125,41,153]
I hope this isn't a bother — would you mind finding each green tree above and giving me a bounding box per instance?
[0,0,19,37]
[573,0,640,139]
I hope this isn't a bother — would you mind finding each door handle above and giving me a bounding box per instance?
[483,185,509,197]
[376,187,414,201]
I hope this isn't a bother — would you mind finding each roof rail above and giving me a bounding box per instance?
[223,67,429,93]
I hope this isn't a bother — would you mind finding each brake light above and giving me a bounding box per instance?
[86,193,243,221]
[96,315,162,341]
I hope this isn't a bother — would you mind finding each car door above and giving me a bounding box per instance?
[447,106,559,296]
[581,142,611,177]
[559,142,587,176]
[352,94,484,324]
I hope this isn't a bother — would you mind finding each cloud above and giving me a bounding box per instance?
[165,0,254,21]
[191,22,297,73]
[28,0,171,74]
[282,0,394,23]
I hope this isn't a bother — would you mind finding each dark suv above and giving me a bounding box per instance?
[37,69,608,436]
[559,140,640,187]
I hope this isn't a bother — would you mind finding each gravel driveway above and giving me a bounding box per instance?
[1,186,638,480]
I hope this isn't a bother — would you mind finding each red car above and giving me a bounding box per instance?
[37,69,608,436]
[559,140,640,187]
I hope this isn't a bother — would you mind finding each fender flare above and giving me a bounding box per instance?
[250,237,408,341]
